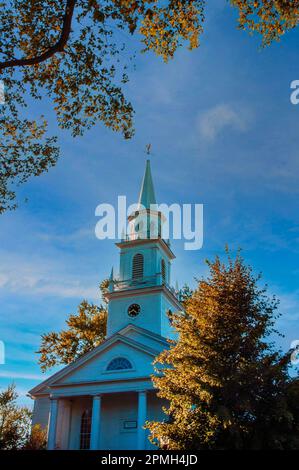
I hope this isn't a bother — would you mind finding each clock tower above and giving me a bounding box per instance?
[106,159,182,338]
[30,158,184,451]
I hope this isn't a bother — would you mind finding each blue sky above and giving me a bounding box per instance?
[0,1,299,406]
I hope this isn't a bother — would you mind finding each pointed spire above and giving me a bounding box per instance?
[109,266,114,292]
[138,159,156,209]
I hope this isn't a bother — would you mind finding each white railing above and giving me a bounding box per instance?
[121,232,170,246]
[113,274,158,291]
[110,274,178,298]
[123,231,159,241]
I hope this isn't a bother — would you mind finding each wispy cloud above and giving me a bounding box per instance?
[267,288,299,349]
[0,252,99,300]
[278,291,299,323]
[37,227,94,244]
[0,371,48,381]
[198,104,249,141]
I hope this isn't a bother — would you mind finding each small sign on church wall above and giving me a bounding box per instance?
[123,420,137,430]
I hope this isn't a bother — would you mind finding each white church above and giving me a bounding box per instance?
[29,160,183,450]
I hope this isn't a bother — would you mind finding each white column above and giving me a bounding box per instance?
[90,395,102,450]
[47,398,59,450]
[61,399,72,449]
[137,390,147,450]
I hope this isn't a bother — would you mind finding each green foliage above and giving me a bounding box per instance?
[178,283,194,308]
[0,384,32,450]
[231,0,299,46]
[38,300,107,372]
[38,282,108,371]
[148,251,299,449]
[23,424,47,450]
[0,0,205,212]
[2,2,297,212]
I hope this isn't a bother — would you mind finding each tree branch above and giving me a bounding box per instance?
[0,0,76,71]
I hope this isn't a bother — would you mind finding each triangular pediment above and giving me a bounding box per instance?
[29,326,168,396]
[118,324,169,349]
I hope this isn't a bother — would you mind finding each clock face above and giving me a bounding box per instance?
[127,303,141,318]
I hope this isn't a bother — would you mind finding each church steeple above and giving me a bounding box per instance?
[128,159,162,241]
[105,159,180,338]
[138,159,156,209]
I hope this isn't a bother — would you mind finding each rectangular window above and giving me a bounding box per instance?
[80,409,92,450]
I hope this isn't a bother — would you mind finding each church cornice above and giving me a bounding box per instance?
[115,237,175,260]
[30,378,156,400]
[50,375,154,391]
[105,283,183,310]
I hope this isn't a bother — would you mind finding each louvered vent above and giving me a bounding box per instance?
[132,253,144,279]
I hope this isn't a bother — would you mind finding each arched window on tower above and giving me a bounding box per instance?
[80,409,92,450]
[161,259,166,284]
[132,253,144,279]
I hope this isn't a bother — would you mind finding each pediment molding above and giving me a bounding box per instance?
[29,325,167,397]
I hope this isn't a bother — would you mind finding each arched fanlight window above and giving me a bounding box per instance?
[80,409,92,450]
[106,357,133,371]
[132,253,144,279]
[161,259,166,284]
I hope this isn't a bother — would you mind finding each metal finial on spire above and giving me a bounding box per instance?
[145,143,152,155]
